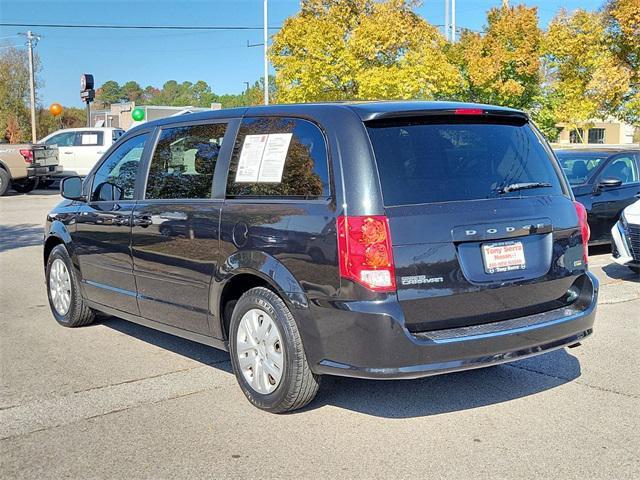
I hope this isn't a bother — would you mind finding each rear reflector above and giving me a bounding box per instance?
[454,108,484,115]
[573,201,590,264]
[19,149,33,164]
[337,215,396,292]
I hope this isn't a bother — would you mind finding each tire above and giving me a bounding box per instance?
[0,168,9,196]
[39,179,54,189]
[630,266,640,275]
[46,244,95,327]
[229,287,320,413]
[12,177,39,193]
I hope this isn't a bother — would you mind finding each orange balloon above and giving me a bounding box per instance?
[49,103,63,117]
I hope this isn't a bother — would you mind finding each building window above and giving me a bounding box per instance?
[569,129,584,144]
[588,128,605,144]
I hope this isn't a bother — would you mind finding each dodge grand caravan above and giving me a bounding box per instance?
[44,102,598,412]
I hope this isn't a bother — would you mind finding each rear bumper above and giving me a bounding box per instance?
[300,272,598,379]
[27,164,62,178]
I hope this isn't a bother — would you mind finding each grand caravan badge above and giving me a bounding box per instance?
[400,275,444,286]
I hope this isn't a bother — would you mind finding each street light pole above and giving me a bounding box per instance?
[444,0,449,41]
[451,0,456,43]
[263,0,269,105]
[25,30,40,143]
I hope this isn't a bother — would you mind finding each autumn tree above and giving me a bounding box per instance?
[0,44,39,143]
[454,4,542,110]
[37,107,86,138]
[604,0,639,124]
[270,0,459,102]
[542,9,632,133]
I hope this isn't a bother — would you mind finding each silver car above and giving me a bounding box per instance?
[611,199,640,275]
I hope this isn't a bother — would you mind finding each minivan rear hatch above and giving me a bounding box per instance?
[366,112,586,332]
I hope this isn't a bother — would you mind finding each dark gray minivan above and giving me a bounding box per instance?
[45,102,598,412]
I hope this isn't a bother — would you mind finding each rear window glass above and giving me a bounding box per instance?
[366,118,564,206]
[555,152,608,185]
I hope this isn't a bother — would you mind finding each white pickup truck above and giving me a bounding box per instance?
[40,127,124,177]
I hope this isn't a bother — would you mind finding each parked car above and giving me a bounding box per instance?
[44,102,598,413]
[555,148,640,244]
[40,127,125,177]
[611,199,640,274]
[0,142,60,196]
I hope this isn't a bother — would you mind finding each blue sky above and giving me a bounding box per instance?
[1,0,604,107]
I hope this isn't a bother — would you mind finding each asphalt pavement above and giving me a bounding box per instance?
[1,190,639,479]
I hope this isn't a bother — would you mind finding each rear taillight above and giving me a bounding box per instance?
[573,201,590,264]
[19,149,33,164]
[337,215,396,292]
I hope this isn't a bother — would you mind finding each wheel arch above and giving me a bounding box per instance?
[0,159,10,176]
[214,250,308,340]
[44,221,75,269]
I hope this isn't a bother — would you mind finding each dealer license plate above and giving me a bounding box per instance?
[482,240,526,274]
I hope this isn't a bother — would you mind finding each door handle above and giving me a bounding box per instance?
[133,215,152,227]
[63,151,73,154]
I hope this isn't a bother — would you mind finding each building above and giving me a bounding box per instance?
[556,119,638,145]
[90,102,222,130]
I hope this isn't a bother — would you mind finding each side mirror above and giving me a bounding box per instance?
[598,177,623,189]
[60,176,84,201]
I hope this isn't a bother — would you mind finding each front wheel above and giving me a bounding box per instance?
[46,244,95,327]
[0,169,10,196]
[229,287,320,413]
[12,177,39,193]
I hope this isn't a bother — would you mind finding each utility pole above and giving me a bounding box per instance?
[24,31,40,143]
[263,0,269,105]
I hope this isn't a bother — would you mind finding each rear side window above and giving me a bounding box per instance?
[367,118,564,206]
[74,131,104,146]
[226,117,330,198]
[145,123,227,200]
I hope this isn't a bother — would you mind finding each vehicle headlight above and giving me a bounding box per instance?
[620,210,628,229]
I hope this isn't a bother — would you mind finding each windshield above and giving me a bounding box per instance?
[366,117,565,206]
[555,152,608,185]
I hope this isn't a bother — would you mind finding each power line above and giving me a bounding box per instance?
[0,22,281,31]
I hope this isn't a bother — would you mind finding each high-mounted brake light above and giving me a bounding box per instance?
[19,149,33,164]
[454,108,484,115]
[337,215,396,292]
[573,201,590,265]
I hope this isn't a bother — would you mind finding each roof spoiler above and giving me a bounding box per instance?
[364,108,529,122]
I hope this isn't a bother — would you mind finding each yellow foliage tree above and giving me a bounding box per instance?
[455,4,542,109]
[605,0,639,124]
[543,9,632,131]
[270,0,459,102]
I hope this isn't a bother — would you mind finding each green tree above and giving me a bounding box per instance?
[121,81,144,102]
[270,0,459,102]
[95,80,124,106]
[454,4,542,109]
[0,44,40,143]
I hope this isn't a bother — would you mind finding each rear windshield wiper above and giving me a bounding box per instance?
[498,182,552,194]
